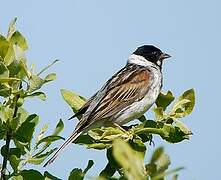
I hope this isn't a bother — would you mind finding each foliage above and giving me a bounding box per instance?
[62,89,194,149]
[0,18,62,179]
[60,88,194,179]
[0,19,195,180]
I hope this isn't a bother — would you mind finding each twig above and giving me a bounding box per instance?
[1,85,21,180]
[134,128,164,137]
[37,59,59,76]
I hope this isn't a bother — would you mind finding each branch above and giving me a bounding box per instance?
[1,85,21,180]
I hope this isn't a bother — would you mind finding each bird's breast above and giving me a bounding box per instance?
[114,68,162,125]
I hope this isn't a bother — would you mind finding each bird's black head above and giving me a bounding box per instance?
[133,45,171,67]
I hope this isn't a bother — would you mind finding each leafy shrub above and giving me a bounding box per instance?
[0,19,195,180]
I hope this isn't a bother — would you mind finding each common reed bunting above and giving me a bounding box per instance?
[44,45,171,166]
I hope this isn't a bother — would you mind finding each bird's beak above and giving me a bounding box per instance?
[161,53,171,60]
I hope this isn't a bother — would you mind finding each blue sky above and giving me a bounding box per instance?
[0,0,220,179]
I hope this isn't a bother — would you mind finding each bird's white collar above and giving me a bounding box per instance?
[127,54,159,69]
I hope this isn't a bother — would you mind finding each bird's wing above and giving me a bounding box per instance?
[69,92,98,119]
[69,74,112,119]
[44,64,153,166]
[75,64,153,130]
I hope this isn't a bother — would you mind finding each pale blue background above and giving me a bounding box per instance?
[0,0,220,179]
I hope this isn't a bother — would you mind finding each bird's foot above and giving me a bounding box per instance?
[149,137,155,146]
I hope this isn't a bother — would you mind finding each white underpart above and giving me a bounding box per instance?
[127,54,158,68]
[114,54,162,125]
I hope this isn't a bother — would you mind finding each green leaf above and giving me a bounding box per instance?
[161,124,189,143]
[146,163,157,177]
[0,35,15,66]
[153,107,164,120]
[8,46,31,78]
[152,167,184,180]
[7,60,22,77]
[61,89,86,113]
[28,73,56,93]
[68,160,94,180]
[9,154,20,172]
[135,126,164,139]
[150,147,164,164]
[106,148,119,170]
[36,124,49,144]
[112,140,146,180]
[68,168,84,180]
[137,115,147,122]
[7,17,17,39]
[28,75,45,93]
[100,127,126,141]
[27,92,46,101]
[13,107,29,129]
[4,44,15,66]
[87,129,105,140]
[99,162,117,178]
[0,87,11,97]
[1,146,21,158]
[13,44,25,61]
[44,73,56,83]
[156,152,171,173]
[0,35,9,59]
[156,91,175,110]
[172,174,178,180]
[9,147,21,158]
[129,138,146,152]
[0,105,14,123]
[0,77,21,83]
[83,160,94,174]
[36,135,64,146]
[88,127,126,143]
[14,114,39,144]
[68,160,93,180]
[141,120,158,128]
[19,169,44,180]
[135,120,190,144]
[52,119,64,135]
[11,175,23,180]
[170,89,195,118]
[174,120,192,135]
[0,61,9,78]
[10,108,28,131]
[146,147,173,178]
[44,171,61,180]
[37,59,59,76]
[87,143,109,150]
[35,120,64,156]
[0,121,7,140]
[74,134,94,145]
[17,97,25,107]
[27,148,57,165]
[10,31,28,51]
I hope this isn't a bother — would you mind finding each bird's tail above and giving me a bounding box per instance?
[43,130,81,167]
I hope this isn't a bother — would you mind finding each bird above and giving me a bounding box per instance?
[44,45,171,167]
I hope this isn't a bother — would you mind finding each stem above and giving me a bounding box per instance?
[1,131,11,180]
[134,128,164,137]
[37,59,59,76]
[1,85,21,180]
